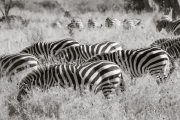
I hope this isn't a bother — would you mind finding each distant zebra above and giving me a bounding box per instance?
[64,10,71,18]
[68,18,84,30]
[86,47,175,85]
[0,53,39,81]
[20,38,80,64]
[88,18,102,28]
[123,19,141,30]
[166,42,180,59]
[17,61,125,102]
[156,20,180,35]
[105,17,121,28]
[55,41,122,64]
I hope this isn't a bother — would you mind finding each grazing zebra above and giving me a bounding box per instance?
[20,38,80,63]
[17,61,125,102]
[88,18,102,28]
[64,10,71,18]
[166,42,180,59]
[156,20,180,35]
[86,47,175,85]
[0,53,39,81]
[123,19,141,30]
[105,17,121,28]
[55,41,122,64]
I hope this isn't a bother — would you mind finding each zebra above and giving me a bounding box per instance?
[68,18,84,30]
[0,53,39,81]
[67,18,84,37]
[55,41,122,64]
[88,18,102,28]
[166,42,180,59]
[20,38,80,64]
[160,37,180,51]
[105,17,121,28]
[123,18,141,30]
[156,20,180,35]
[86,47,175,85]
[64,10,71,18]
[17,60,125,102]
[150,37,172,48]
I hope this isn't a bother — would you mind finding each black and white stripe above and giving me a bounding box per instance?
[166,42,180,59]
[17,60,125,102]
[150,38,172,48]
[88,18,102,28]
[0,53,39,80]
[86,47,175,85]
[68,18,84,30]
[55,41,122,64]
[156,20,180,35]
[123,19,141,30]
[20,38,80,63]
[105,17,121,28]
[160,37,180,51]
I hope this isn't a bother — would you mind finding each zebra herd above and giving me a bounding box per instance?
[1,10,180,103]
[1,35,179,103]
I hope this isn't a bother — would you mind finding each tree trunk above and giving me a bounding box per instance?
[168,0,180,20]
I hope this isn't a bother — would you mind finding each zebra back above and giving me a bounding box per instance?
[55,41,122,64]
[20,38,80,63]
[150,37,175,48]
[161,37,180,51]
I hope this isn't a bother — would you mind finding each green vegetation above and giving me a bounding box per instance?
[0,0,180,120]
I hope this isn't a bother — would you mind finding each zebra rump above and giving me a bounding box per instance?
[17,60,125,102]
[0,53,39,80]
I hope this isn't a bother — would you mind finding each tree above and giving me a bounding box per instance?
[0,0,12,20]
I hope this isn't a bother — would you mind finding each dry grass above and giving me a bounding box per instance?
[0,1,180,120]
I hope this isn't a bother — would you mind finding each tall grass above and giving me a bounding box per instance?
[0,0,180,119]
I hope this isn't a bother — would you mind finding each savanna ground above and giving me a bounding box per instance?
[0,0,180,120]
